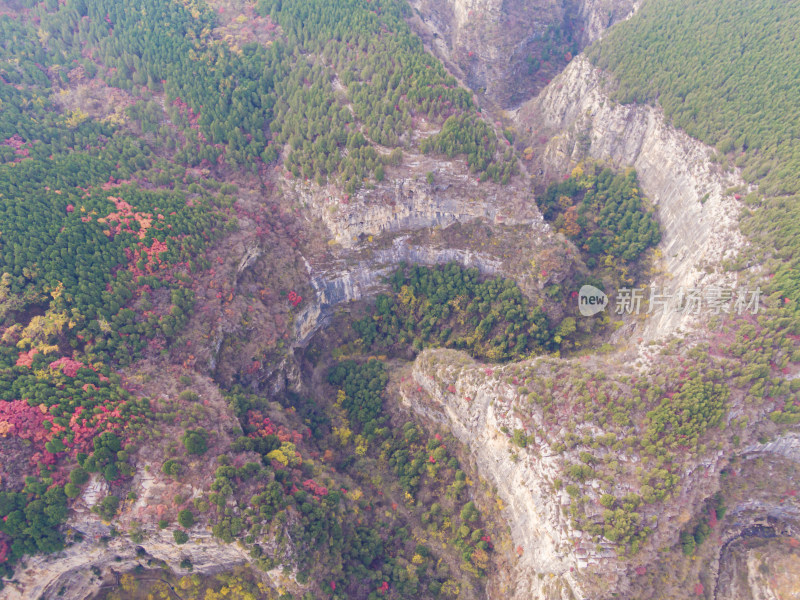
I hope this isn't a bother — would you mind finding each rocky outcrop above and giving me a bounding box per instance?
[3,530,250,600]
[519,55,750,341]
[288,160,541,249]
[741,433,800,464]
[577,0,639,45]
[409,0,561,106]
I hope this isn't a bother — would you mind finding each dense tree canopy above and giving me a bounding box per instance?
[538,164,660,269]
[352,262,554,361]
[590,0,800,196]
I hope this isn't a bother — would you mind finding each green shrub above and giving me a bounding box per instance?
[177,509,195,528]
[182,429,209,455]
[173,530,189,545]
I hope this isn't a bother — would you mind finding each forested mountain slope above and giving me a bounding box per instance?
[587,0,800,334]
[1,0,799,599]
[590,0,800,197]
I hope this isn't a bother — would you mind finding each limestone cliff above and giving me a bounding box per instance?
[294,234,506,343]
[577,0,639,45]
[404,351,589,600]
[3,530,251,600]
[287,155,542,249]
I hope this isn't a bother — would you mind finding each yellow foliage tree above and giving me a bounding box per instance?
[335,389,346,408]
[398,284,416,307]
[333,425,352,447]
[120,573,138,593]
[354,434,368,456]
[65,109,89,128]
[266,449,288,466]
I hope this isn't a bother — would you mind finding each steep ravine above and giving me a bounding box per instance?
[292,48,760,600]
[3,19,776,600]
[408,0,639,108]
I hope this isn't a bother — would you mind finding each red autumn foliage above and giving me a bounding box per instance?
[707,508,717,528]
[287,290,303,307]
[2,134,25,150]
[49,356,88,377]
[247,411,276,437]
[303,479,329,497]
[0,400,49,442]
[16,348,38,367]
[246,411,303,444]
[172,97,200,128]
[694,583,704,595]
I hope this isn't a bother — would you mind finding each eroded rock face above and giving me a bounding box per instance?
[411,0,561,106]
[405,351,589,600]
[289,153,552,344]
[3,532,250,600]
[577,0,639,45]
[404,346,800,600]
[519,55,749,341]
[294,235,507,343]
[288,159,541,249]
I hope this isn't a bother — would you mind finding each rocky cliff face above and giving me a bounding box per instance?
[519,55,749,342]
[288,156,541,249]
[404,350,590,600]
[3,530,251,600]
[409,0,561,107]
[289,152,555,344]
[577,0,639,45]
[404,348,800,600]
[383,52,787,600]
